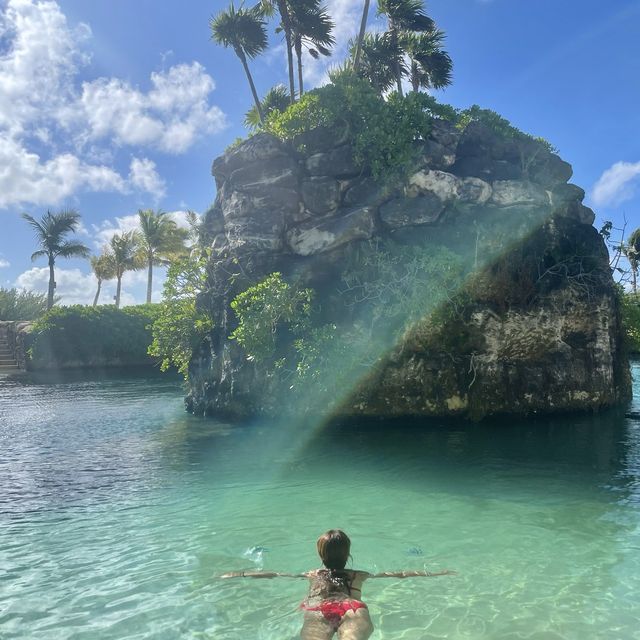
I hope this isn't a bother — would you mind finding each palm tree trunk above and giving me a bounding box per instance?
[47,257,55,310]
[238,49,264,122]
[146,257,153,304]
[115,275,122,309]
[93,280,102,307]
[295,37,304,96]
[278,1,296,102]
[353,0,370,72]
[410,60,419,92]
[391,24,403,96]
[633,267,637,294]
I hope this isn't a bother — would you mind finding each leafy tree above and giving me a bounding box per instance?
[377,0,436,96]
[229,272,312,361]
[0,288,50,321]
[244,84,291,130]
[211,3,269,122]
[148,253,212,378]
[21,209,90,309]
[110,231,142,309]
[137,209,189,303]
[89,252,116,307]
[289,0,334,95]
[625,228,640,293]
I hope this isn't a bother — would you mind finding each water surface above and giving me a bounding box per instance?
[1,365,639,639]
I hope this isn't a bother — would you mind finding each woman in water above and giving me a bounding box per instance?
[222,528,455,639]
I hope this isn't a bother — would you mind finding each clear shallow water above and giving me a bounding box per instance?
[1,366,639,639]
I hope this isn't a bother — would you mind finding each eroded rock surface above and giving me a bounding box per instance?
[188,122,630,420]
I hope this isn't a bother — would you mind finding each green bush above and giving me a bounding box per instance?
[148,254,213,379]
[28,304,160,368]
[621,292,640,354]
[264,76,456,180]
[0,287,50,321]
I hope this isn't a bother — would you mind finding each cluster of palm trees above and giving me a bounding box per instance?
[23,209,189,310]
[211,0,453,126]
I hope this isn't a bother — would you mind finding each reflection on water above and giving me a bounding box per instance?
[0,364,639,639]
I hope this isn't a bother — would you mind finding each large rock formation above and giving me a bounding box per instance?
[187,120,631,420]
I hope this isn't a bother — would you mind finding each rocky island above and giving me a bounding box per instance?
[186,100,631,420]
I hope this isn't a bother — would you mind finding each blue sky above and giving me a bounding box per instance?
[0,0,639,304]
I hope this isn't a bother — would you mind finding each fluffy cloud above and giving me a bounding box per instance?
[591,161,640,207]
[0,0,226,209]
[0,133,126,207]
[129,158,166,199]
[0,258,10,268]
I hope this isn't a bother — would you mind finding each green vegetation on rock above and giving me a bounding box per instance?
[148,253,213,379]
[621,292,640,354]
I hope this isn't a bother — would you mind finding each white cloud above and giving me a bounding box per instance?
[129,158,166,199]
[0,258,10,268]
[0,0,226,209]
[92,214,141,248]
[591,160,640,207]
[14,264,151,305]
[77,62,226,153]
[0,133,126,207]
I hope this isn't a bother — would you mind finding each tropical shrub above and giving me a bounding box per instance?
[0,288,50,321]
[621,292,640,354]
[148,254,213,379]
[28,304,160,368]
[264,76,456,179]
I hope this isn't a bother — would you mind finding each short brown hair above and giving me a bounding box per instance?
[316,529,351,570]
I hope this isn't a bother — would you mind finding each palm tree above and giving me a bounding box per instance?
[258,0,296,103]
[90,252,116,307]
[110,231,142,309]
[377,0,435,96]
[137,209,188,303]
[353,0,371,72]
[211,3,269,122]
[404,29,452,92]
[626,228,640,293]
[21,209,90,309]
[351,32,403,94]
[289,0,334,95]
[244,84,291,130]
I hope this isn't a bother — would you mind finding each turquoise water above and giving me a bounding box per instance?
[1,366,639,639]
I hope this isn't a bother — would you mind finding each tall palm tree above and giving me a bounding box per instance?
[137,209,188,303]
[211,3,269,122]
[289,0,334,95]
[377,0,435,96]
[110,231,142,309]
[244,84,291,130]
[90,252,116,307]
[353,0,371,72]
[21,209,90,309]
[404,29,452,92]
[626,228,640,293]
[258,0,296,103]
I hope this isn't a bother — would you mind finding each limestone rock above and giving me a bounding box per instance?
[489,180,550,208]
[286,207,376,256]
[380,192,444,228]
[307,145,360,177]
[301,177,340,215]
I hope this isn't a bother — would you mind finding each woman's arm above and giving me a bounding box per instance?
[371,569,456,578]
[220,571,308,579]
